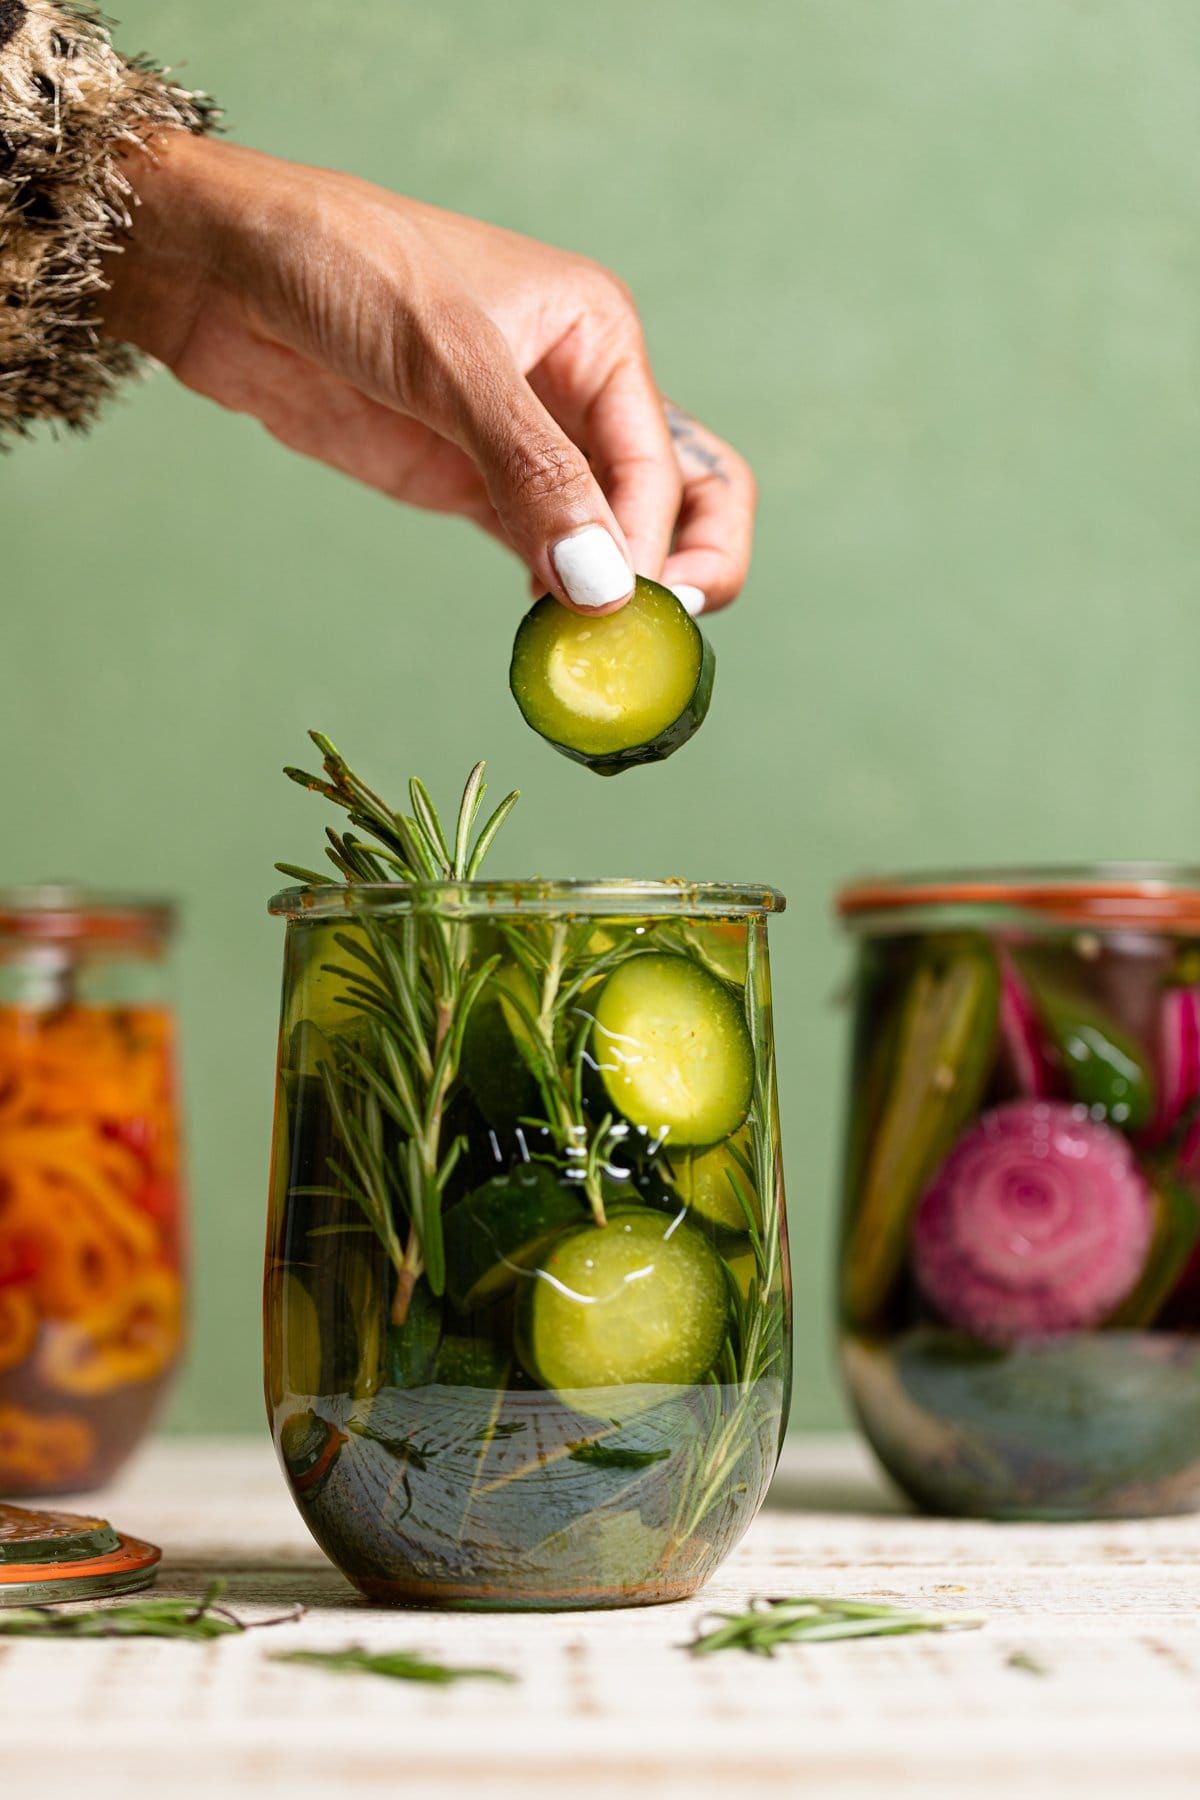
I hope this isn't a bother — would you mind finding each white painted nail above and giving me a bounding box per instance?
[671,584,706,618]
[551,526,635,609]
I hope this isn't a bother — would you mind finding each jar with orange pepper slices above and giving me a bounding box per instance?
[0,891,185,1496]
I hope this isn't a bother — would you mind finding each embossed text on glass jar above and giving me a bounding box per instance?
[265,880,791,1608]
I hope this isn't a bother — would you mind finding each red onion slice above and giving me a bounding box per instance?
[998,954,1054,1098]
[1154,985,1200,1142]
[912,1100,1153,1343]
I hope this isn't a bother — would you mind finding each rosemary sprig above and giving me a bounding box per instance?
[280,733,519,889]
[689,1595,987,1656]
[279,734,519,1323]
[1007,1649,1050,1677]
[665,924,788,1553]
[273,1645,516,1685]
[491,920,639,1225]
[0,1580,302,1640]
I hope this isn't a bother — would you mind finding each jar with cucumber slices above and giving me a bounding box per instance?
[837,868,1200,1520]
[265,736,790,1607]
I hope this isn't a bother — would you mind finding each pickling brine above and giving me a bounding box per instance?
[0,894,185,1496]
[837,870,1200,1520]
[265,739,790,1607]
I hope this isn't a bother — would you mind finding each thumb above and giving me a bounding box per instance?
[440,341,636,612]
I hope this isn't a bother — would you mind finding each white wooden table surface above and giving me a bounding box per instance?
[5,1435,1200,1799]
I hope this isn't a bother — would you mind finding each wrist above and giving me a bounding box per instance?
[98,132,232,361]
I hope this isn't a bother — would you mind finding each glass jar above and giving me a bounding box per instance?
[0,890,186,1496]
[265,879,790,1608]
[836,866,1200,1520]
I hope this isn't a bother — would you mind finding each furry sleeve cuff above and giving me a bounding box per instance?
[0,1,217,442]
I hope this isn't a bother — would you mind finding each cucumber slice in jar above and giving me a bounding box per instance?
[1031,981,1155,1130]
[434,1331,512,1389]
[277,1270,323,1399]
[591,953,753,1148]
[459,962,542,1132]
[284,922,375,1078]
[841,939,999,1328]
[667,1132,759,1235]
[722,1241,758,1302]
[509,577,715,775]
[515,1206,729,1393]
[443,1162,589,1312]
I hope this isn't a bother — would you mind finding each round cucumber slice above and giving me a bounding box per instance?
[515,1205,729,1391]
[509,577,715,775]
[0,1509,120,1567]
[669,1133,759,1234]
[592,954,754,1147]
[284,922,376,1077]
[459,962,541,1131]
[443,1163,589,1312]
[285,922,367,1034]
[722,1241,758,1302]
[279,1270,323,1398]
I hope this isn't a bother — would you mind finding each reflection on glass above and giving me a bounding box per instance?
[0,894,184,1496]
[838,890,1200,1520]
[265,897,790,1608]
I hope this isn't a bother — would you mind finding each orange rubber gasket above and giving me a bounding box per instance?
[836,877,1200,931]
[0,912,171,948]
[0,890,173,947]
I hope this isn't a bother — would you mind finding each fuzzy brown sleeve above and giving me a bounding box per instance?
[0,0,217,442]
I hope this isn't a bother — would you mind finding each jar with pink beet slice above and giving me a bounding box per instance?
[835,867,1200,1520]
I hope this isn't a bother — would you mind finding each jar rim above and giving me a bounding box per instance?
[268,878,786,921]
[0,887,176,945]
[836,862,1200,931]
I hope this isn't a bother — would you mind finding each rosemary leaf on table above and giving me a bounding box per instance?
[688,1595,987,1656]
[273,1646,516,1685]
[0,1580,302,1640]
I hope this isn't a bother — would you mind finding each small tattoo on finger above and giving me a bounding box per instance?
[665,403,730,485]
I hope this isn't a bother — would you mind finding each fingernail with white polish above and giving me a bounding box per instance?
[551,526,635,609]
[671,584,707,618]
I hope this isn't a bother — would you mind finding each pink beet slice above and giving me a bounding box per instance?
[998,953,1054,1098]
[1153,986,1200,1142]
[912,1100,1153,1343]
[1183,1116,1200,1183]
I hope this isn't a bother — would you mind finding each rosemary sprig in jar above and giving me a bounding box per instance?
[488,919,643,1226]
[664,923,788,1555]
[277,733,518,1324]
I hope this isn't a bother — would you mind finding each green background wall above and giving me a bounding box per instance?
[5,0,1199,1435]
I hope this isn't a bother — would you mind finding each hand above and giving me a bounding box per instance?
[99,134,756,614]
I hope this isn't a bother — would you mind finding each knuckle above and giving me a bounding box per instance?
[499,434,590,510]
[577,260,641,333]
[581,257,632,305]
[400,291,499,411]
[737,455,759,509]
[713,438,758,508]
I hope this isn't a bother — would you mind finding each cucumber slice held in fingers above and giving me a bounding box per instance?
[509,576,715,774]
[591,953,754,1148]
